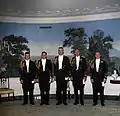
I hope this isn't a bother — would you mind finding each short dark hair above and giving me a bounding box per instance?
[42,51,47,55]
[95,51,101,54]
[58,47,63,50]
[25,51,30,55]
[75,48,80,51]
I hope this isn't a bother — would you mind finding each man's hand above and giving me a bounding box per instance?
[84,74,87,81]
[84,77,87,82]
[91,79,94,83]
[32,80,35,84]
[54,76,56,81]
[20,80,23,84]
[104,78,107,83]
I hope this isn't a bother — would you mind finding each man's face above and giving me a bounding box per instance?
[41,53,47,59]
[95,52,101,59]
[74,49,80,56]
[58,48,64,55]
[25,54,30,60]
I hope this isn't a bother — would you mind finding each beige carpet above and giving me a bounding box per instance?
[0,100,120,116]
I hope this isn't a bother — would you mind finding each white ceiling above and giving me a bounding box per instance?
[0,0,120,17]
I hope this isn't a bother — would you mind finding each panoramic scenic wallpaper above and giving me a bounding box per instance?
[0,18,120,77]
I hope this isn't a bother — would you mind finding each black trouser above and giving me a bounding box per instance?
[22,83,34,104]
[92,83,104,104]
[39,72,50,104]
[72,70,84,105]
[74,87,84,105]
[56,70,67,103]
[56,85,67,103]
[39,87,50,104]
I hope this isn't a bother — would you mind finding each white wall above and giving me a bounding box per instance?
[8,76,120,96]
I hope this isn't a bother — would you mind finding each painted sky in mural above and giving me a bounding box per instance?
[0,19,120,56]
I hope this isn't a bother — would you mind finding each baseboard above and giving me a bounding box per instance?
[0,94,120,101]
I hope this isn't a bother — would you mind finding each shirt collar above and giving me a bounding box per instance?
[42,58,46,61]
[25,59,30,62]
[76,55,80,58]
[96,58,100,61]
[59,55,63,57]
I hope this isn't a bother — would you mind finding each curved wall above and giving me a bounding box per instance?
[0,12,120,96]
[0,12,120,23]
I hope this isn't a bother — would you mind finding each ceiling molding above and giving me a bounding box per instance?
[0,12,120,24]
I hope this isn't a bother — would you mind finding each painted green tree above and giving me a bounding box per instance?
[3,34,30,76]
[88,29,114,63]
[63,28,88,56]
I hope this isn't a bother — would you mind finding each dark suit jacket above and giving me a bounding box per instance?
[71,56,87,77]
[90,59,108,83]
[19,60,36,83]
[36,59,52,78]
[54,55,70,77]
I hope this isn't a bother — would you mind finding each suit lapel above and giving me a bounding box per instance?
[24,60,27,72]
[73,57,77,69]
[56,56,59,69]
[79,56,82,69]
[62,56,65,69]
[29,60,31,72]
[45,59,47,70]
[98,59,102,72]
[94,59,97,72]
[40,59,43,71]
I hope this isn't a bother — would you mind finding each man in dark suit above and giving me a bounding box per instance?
[36,51,53,105]
[71,48,87,105]
[90,51,108,106]
[54,47,70,105]
[19,52,36,105]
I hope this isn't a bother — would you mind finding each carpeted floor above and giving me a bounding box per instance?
[0,99,120,116]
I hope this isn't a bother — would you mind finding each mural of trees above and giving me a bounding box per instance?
[63,28,88,56]
[1,34,30,76]
[88,29,114,63]
[63,28,114,72]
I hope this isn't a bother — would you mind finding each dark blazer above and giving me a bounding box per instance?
[54,55,70,77]
[71,56,87,77]
[19,60,36,82]
[36,59,52,78]
[90,59,108,82]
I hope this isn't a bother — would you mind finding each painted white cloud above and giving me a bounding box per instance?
[27,40,120,56]
[27,40,72,56]
[112,40,120,50]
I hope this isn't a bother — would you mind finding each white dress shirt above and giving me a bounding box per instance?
[96,58,100,72]
[58,55,63,70]
[76,56,80,70]
[42,59,46,71]
[25,60,30,72]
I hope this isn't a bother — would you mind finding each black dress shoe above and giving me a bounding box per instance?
[45,103,50,105]
[74,102,79,105]
[30,103,35,105]
[40,102,44,105]
[101,103,105,106]
[63,102,68,105]
[56,102,62,105]
[81,103,84,106]
[93,103,97,106]
[22,103,27,105]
